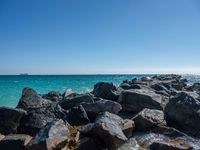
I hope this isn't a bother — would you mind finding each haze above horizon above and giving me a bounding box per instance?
[0,0,200,75]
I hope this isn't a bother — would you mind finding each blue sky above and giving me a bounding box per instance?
[0,0,200,74]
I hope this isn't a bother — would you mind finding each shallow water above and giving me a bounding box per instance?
[0,74,199,107]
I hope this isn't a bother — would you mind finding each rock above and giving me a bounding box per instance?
[150,140,193,150]
[17,88,52,110]
[122,119,135,138]
[18,105,56,136]
[63,105,90,126]
[0,107,27,135]
[42,91,63,101]
[132,108,166,131]
[76,137,104,150]
[81,99,122,119]
[118,89,162,113]
[62,88,74,98]
[164,92,200,137]
[0,134,32,150]
[58,93,94,110]
[26,119,70,150]
[93,82,120,101]
[91,112,128,149]
[117,138,142,150]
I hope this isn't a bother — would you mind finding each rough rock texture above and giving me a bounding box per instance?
[133,108,165,131]
[42,91,63,102]
[117,138,142,150]
[58,93,94,110]
[164,92,200,137]
[118,89,162,113]
[0,107,27,135]
[76,137,104,150]
[82,99,122,119]
[26,119,70,150]
[150,140,193,150]
[63,105,90,126]
[93,82,121,101]
[0,134,32,150]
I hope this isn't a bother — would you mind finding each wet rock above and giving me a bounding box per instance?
[42,91,63,101]
[63,105,90,126]
[93,82,120,101]
[118,89,162,113]
[17,88,52,110]
[150,140,193,150]
[26,119,70,150]
[0,107,27,135]
[59,93,94,110]
[117,138,142,150]
[91,112,128,149]
[81,99,122,119]
[0,134,32,150]
[164,92,200,137]
[132,108,165,131]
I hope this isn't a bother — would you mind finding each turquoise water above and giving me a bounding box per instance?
[0,75,199,108]
[0,75,145,107]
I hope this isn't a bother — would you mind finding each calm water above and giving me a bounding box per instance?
[0,75,199,107]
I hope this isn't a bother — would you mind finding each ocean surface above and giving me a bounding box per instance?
[0,75,200,107]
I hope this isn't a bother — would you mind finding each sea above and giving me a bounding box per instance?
[0,74,200,108]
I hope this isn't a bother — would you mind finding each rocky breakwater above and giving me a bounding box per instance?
[0,74,200,150]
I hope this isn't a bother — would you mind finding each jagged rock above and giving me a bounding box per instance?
[117,138,142,150]
[132,108,165,131]
[0,107,27,135]
[42,91,63,101]
[122,119,135,138]
[58,93,94,110]
[18,105,56,136]
[63,105,90,126]
[26,119,70,150]
[17,88,52,110]
[93,82,120,101]
[164,92,200,137]
[81,99,122,119]
[91,112,128,149]
[118,89,162,113]
[0,134,32,150]
[150,140,193,150]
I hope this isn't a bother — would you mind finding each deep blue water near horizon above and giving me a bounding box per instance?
[0,74,200,108]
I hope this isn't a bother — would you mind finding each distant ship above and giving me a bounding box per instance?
[19,73,29,76]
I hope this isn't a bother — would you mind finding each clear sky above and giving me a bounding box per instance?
[0,0,200,75]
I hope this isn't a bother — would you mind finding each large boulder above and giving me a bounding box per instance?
[90,112,128,149]
[132,108,166,131]
[17,88,52,110]
[0,134,32,150]
[63,105,90,126]
[93,82,121,101]
[0,107,27,135]
[81,99,122,119]
[118,89,162,113]
[26,119,70,150]
[164,92,200,137]
[58,93,94,110]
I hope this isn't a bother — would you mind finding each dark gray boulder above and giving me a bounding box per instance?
[132,108,166,131]
[164,92,200,137]
[63,105,90,126]
[0,134,32,150]
[93,82,120,101]
[118,89,162,113]
[26,119,70,150]
[76,137,104,150]
[81,99,122,119]
[17,88,52,110]
[42,91,63,102]
[0,107,27,135]
[90,112,128,149]
[58,93,94,110]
